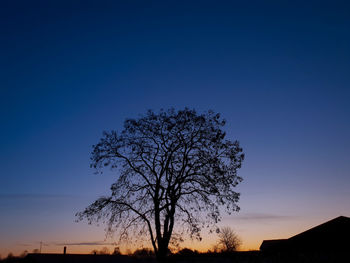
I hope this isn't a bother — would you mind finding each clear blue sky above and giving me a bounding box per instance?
[1,0,349,255]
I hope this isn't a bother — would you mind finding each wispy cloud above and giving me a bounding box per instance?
[17,241,116,247]
[231,213,296,221]
[52,241,116,246]
[17,242,51,247]
[16,243,33,247]
[0,193,76,200]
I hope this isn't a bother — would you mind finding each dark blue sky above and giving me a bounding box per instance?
[1,0,349,254]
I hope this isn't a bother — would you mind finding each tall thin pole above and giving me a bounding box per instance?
[39,241,42,253]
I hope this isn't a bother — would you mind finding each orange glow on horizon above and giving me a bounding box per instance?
[0,234,263,257]
[3,215,349,257]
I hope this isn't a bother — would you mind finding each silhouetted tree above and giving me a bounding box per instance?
[91,249,98,255]
[112,247,121,255]
[77,108,244,260]
[132,248,154,257]
[98,247,110,255]
[217,226,242,252]
[90,247,110,255]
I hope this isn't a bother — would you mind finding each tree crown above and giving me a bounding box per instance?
[77,108,244,256]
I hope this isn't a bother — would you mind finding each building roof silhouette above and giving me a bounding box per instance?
[260,216,350,252]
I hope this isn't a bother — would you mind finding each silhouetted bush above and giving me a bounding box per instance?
[176,248,199,256]
[132,248,154,258]
[0,252,24,263]
[112,247,121,255]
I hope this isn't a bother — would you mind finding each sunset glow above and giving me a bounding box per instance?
[1,0,349,259]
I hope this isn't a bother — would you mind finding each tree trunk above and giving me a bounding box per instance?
[156,239,168,262]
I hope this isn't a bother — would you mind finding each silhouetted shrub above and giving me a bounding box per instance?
[112,247,121,255]
[132,248,154,257]
[177,248,199,256]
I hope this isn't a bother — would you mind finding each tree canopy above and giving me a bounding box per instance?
[76,108,244,259]
[217,227,242,252]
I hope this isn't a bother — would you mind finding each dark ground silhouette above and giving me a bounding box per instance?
[1,250,348,263]
[2,216,349,263]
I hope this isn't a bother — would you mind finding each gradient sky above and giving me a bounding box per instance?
[1,0,350,257]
